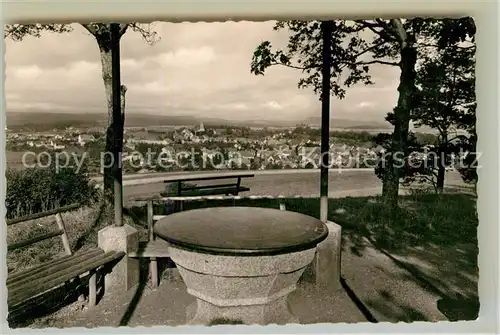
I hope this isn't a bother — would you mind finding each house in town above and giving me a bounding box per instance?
[49,140,66,150]
[159,147,177,165]
[298,146,322,167]
[193,122,205,134]
[78,134,96,147]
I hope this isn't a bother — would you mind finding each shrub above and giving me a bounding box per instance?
[5,164,99,219]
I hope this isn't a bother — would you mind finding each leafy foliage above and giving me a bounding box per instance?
[250,20,400,100]
[4,22,160,45]
[408,18,476,189]
[6,163,98,219]
[250,18,425,209]
[4,24,74,40]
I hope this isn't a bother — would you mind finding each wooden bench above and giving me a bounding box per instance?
[6,204,125,312]
[129,199,289,291]
[128,174,255,288]
[161,173,254,198]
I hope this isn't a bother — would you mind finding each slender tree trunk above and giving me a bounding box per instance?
[436,144,446,193]
[382,180,388,196]
[98,42,126,218]
[99,46,114,209]
[436,136,448,193]
[436,163,445,193]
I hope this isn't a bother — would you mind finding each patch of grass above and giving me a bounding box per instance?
[328,193,478,252]
[6,165,98,219]
[128,192,477,255]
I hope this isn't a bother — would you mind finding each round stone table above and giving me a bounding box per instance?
[155,206,328,325]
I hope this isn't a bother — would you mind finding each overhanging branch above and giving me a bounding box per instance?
[119,24,129,36]
[269,62,320,71]
[357,60,399,66]
[355,20,397,43]
[418,43,476,50]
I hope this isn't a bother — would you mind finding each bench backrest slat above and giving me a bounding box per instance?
[165,174,253,197]
[7,203,81,226]
[163,174,254,183]
[8,230,65,252]
[6,204,79,256]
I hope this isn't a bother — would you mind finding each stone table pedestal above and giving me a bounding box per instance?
[154,207,328,326]
[170,246,317,325]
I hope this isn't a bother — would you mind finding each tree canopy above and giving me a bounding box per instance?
[251,17,477,204]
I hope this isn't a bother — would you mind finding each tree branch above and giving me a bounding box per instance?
[81,23,101,36]
[357,60,399,66]
[128,23,160,45]
[269,62,319,71]
[375,18,395,34]
[354,40,388,59]
[119,24,129,36]
[270,57,398,73]
[418,43,476,50]
[390,19,408,47]
[355,20,397,43]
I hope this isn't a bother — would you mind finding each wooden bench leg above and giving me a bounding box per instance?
[150,257,158,289]
[66,278,85,302]
[89,270,97,307]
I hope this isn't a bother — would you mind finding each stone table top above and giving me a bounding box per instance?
[154,206,328,256]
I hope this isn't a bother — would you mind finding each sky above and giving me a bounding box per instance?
[5,21,401,123]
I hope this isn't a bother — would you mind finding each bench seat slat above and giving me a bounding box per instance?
[7,248,104,288]
[8,250,125,308]
[128,240,170,258]
[9,249,109,297]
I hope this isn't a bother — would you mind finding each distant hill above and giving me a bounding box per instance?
[6,111,391,132]
[300,116,391,130]
[6,112,202,131]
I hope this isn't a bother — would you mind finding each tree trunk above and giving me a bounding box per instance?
[99,46,114,208]
[436,146,446,193]
[436,163,445,193]
[98,43,126,219]
[382,44,417,210]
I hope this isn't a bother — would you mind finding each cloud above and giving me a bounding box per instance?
[11,65,43,80]
[264,101,283,110]
[356,101,374,109]
[156,46,217,67]
[4,21,400,122]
